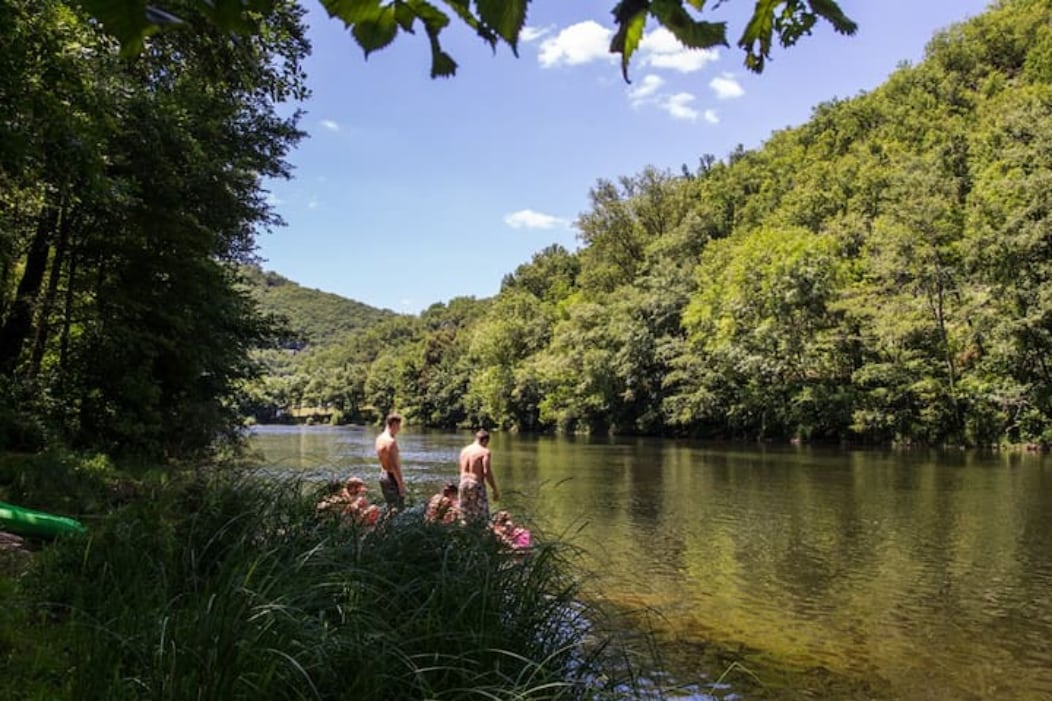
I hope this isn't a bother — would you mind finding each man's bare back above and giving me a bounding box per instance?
[376,431,399,474]
[459,442,489,480]
[458,429,498,501]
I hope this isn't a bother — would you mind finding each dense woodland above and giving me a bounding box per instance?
[248,0,1052,447]
[0,0,308,458]
[3,0,1052,460]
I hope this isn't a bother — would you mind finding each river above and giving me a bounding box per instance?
[249,425,1052,700]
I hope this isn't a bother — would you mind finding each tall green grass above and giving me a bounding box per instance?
[16,472,645,700]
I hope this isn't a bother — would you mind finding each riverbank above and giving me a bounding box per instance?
[0,453,660,700]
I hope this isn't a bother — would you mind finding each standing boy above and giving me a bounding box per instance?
[458,429,499,523]
[375,413,406,510]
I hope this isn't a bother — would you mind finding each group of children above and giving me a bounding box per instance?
[317,476,531,550]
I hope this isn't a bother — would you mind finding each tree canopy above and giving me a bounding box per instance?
[0,0,308,458]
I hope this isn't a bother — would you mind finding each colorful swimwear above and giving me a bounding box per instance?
[458,474,489,524]
[511,528,532,549]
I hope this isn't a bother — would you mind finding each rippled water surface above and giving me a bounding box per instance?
[250,426,1052,700]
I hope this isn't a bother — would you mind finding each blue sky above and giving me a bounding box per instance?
[259,0,991,314]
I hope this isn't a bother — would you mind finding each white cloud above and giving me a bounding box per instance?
[538,21,615,68]
[504,209,569,229]
[638,28,719,73]
[710,73,744,99]
[265,193,283,206]
[661,92,700,121]
[703,109,719,124]
[627,74,664,106]
[307,195,320,209]
[520,25,553,43]
[320,119,340,132]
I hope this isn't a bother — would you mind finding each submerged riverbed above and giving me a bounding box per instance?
[250,425,1052,700]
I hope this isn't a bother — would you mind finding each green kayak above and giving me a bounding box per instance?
[0,500,87,538]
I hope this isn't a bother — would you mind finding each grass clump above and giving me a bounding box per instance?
[5,469,642,700]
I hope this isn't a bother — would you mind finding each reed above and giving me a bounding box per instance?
[17,471,644,700]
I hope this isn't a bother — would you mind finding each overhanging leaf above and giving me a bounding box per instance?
[440,0,497,48]
[738,0,854,72]
[74,0,152,56]
[393,1,417,31]
[203,0,261,34]
[649,0,726,51]
[610,4,647,82]
[353,5,399,56]
[476,0,528,54]
[321,0,384,26]
[407,0,451,32]
[774,2,816,49]
[808,0,858,35]
[738,0,778,72]
[427,32,458,77]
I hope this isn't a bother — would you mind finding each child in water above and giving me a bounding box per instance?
[425,482,461,524]
[491,510,532,550]
[317,477,381,527]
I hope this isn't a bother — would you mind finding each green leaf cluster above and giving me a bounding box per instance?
[75,0,854,78]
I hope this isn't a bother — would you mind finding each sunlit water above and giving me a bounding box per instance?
[249,425,1052,700]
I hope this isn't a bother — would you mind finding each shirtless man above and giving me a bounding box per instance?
[375,413,406,510]
[458,429,499,524]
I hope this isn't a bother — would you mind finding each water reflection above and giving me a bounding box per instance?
[250,426,1052,700]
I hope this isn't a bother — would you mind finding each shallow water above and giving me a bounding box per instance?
[250,426,1052,700]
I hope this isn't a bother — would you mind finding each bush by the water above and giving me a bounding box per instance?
[4,471,641,700]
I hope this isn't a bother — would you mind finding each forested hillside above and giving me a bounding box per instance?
[238,266,402,422]
[242,266,396,348]
[258,0,1052,446]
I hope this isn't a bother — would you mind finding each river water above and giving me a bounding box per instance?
[249,425,1052,700]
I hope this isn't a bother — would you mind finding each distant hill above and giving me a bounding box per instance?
[241,265,398,347]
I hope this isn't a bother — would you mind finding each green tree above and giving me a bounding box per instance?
[0,0,308,458]
[679,227,848,439]
[965,81,1052,443]
[842,157,970,444]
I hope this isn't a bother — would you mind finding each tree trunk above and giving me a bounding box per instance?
[29,204,73,377]
[0,201,59,374]
[58,244,79,379]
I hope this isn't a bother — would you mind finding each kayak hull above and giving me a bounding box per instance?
[0,500,86,538]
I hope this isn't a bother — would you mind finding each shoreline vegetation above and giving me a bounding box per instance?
[0,452,648,700]
[0,450,886,701]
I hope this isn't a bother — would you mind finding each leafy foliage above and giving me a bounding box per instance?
[0,0,308,459]
[74,0,856,78]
